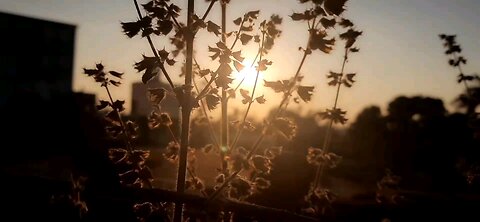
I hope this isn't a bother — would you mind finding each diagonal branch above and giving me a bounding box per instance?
[133,0,175,91]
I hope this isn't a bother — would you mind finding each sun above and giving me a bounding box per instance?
[232,59,264,90]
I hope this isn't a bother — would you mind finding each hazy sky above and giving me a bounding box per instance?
[1,0,479,122]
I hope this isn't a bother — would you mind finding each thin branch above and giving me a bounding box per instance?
[313,47,349,188]
[230,30,266,151]
[192,75,221,149]
[229,15,247,50]
[210,34,313,202]
[233,49,261,92]
[104,85,133,151]
[166,4,182,29]
[195,72,218,101]
[201,0,217,21]
[133,0,175,91]
[174,0,195,221]
[220,1,229,171]
[453,52,472,98]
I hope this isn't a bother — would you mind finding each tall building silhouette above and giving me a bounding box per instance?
[0,12,75,105]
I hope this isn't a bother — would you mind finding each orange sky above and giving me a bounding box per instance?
[1,0,479,123]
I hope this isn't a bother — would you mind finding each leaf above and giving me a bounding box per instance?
[219,54,231,64]
[254,177,271,189]
[255,95,266,104]
[216,41,229,50]
[234,61,245,72]
[96,63,104,71]
[207,21,221,36]
[227,88,236,99]
[202,144,214,153]
[251,155,272,173]
[240,89,252,104]
[105,110,120,125]
[109,71,123,78]
[270,14,282,24]
[157,20,174,35]
[192,16,206,31]
[109,80,121,87]
[290,13,306,21]
[126,120,139,139]
[215,174,225,184]
[232,50,245,62]
[327,71,342,86]
[264,146,283,159]
[233,17,242,25]
[240,25,253,32]
[147,88,166,105]
[343,73,356,87]
[350,47,360,53]
[455,56,467,66]
[240,33,253,45]
[166,59,176,66]
[246,10,260,19]
[339,18,354,27]
[324,0,349,16]
[119,170,139,185]
[318,108,348,124]
[158,49,169,60]
[138,166,153,181]
[271,117,297,140]
[457,74,475,83]
[112,100,125,112]
[148,111,161,129]
[340,29,363,48]
[208,46,221,60]
[96,100,110,111]
[310,30,335,53]
[108,148,128,163]
[121,21,142,38]
[205,94,220,110]
[264,80,289,93]
[297,86,314,102]
[159,112,173,126]
[217,63,233,77]
[83,68,99,76]
[134,55,160,84]
[320,18,336,29]
[256,59,272,71]
[254,35,261,43]
[215,73,233,88]
[123,17,152,38]
[198,69,211,77]
[149,111,173,128]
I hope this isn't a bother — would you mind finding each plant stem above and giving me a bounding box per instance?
[202,0,217,21]
[209,33,312,202]
[230,30,266,151]
[220,1,229,171]
[208,133,265,202]
[173,0,194,221]
[233,50,261,92]
[229,15,247,50]
[165,124,206,197]
[313,47,349,188]
[453,52,472,98]
[104,85,132,151]
[192,75,221,149]
[133,0,175,91]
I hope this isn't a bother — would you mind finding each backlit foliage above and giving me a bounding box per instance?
[83,0,362,220]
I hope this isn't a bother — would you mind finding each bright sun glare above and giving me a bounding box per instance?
[233,59,264,90]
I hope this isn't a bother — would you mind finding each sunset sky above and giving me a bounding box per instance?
[1,0,479,122]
